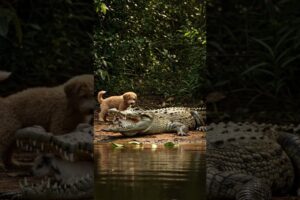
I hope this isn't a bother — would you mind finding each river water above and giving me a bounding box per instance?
[95,143,206,200]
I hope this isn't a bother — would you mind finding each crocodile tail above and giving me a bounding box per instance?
[97,90,107,104]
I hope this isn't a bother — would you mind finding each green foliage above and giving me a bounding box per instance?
[207,0,300,119]
[0,0,95,95]
[94,0,206,101]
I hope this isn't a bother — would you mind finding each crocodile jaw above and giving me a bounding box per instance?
[13,124,94,199]
[19,175,93,199]
[103,114,153,136]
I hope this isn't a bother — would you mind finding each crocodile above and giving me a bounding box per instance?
[207,121,300,200]
[102,106,206,136]
[0,123,93,199]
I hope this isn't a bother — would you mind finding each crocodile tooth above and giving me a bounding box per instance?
[53,182,58,189]
[60,148,63,153]
[33,140,36,146]
[70,153,74,162]
[64,151,68,161]
[24,177,28,186]
[19,180,23,189]
[47,178,50,188]
[41,143,44,151]
[16,140,20,147]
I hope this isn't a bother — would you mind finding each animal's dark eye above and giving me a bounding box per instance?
[36,164,43,169]
[81,94,88,98]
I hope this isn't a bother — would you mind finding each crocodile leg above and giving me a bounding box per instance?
[277,132,300,195]
[169,122,189,136]
[207,169,271,200]
[190,111,206,131]
[236,179,272,200]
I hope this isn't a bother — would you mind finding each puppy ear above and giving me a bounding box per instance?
[64,81,85,98]
[123,93,129,100]
[133,93,137,99]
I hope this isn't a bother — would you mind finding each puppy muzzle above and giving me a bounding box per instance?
[128,100,136,105]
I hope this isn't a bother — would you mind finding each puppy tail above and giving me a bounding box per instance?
[98,90,107,104]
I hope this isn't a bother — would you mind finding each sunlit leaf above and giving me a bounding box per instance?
[112,142,124,148]
[128,141,141,145]
[100,3,108,14]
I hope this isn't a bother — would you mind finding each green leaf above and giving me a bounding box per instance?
[112,142,124,148]
[281,55,300,68]
[128,141,141,145]
[274,30,293,52]
[100,3,108,14]
[241,62,269,76]
[252,38,274,58]
[164,142,175,148]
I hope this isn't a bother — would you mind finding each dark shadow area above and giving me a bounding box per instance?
[0,0,95,95]
[0,0,95,199]
[206,1,300,200]
[207,0,300,123]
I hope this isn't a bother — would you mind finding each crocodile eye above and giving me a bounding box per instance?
[36,164,44,169]
[214,140,224,147]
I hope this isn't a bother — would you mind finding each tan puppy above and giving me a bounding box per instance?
[98,91,137,121]
[0,74,95,169]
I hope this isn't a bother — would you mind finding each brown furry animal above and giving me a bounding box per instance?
[98,90,137,121]
[0,74,95,169]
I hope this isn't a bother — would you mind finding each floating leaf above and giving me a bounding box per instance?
[164,142,175,148]
[112,142,124,148]
[128,141,141,145]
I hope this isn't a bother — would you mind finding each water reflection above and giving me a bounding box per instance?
[95,144,206,200]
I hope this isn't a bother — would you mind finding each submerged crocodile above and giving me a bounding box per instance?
[102,107,206,136]
[207,122,300,200]
[0,123,93,199]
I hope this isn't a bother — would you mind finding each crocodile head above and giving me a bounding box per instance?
[102,108,154,136]
[13,123,93,199]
